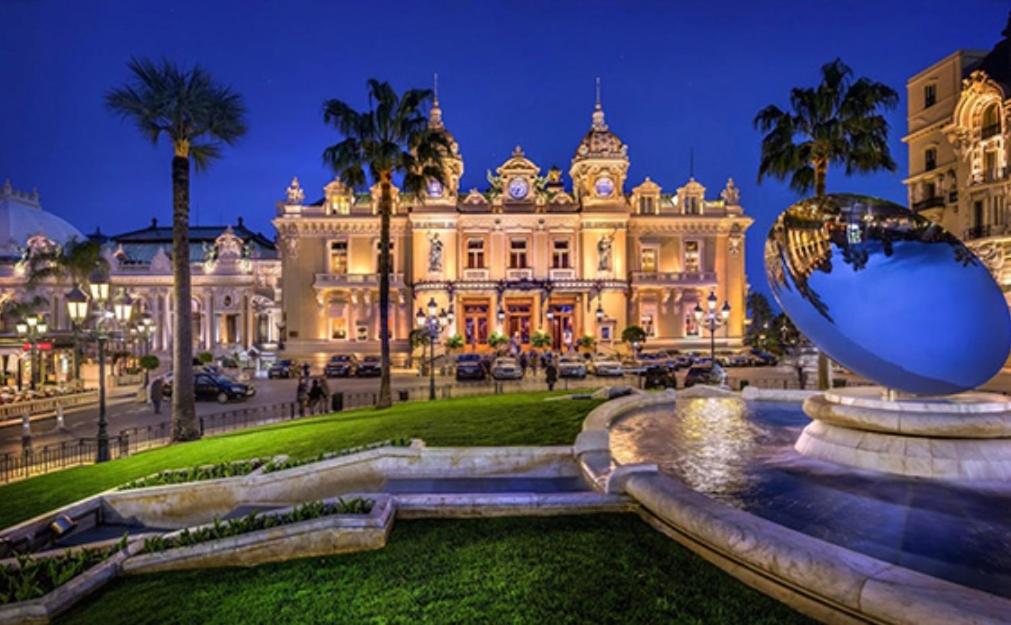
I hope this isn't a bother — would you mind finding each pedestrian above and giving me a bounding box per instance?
[150,377,164,415]
[519,352,528,375]
[796,363,808,390]
[545,361,558,392]
[529,349,539,375]
[296,378,308,416]
[302,361,311,378]
[309,379,324,413]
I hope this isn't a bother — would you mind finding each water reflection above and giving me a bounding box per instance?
[764,193,1010,394]
[610,401,1011,598]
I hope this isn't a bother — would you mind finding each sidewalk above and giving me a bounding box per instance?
[0,385,144,429]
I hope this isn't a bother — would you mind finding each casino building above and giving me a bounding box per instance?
[904,14,1011,296]
[274,91,752,364]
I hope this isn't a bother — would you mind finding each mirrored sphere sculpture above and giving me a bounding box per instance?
[765,193,1011,395]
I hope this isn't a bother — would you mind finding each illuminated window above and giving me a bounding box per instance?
[552,239,571,269]
[328,196,350,215]
[330,241,348,273]
[685,313,699,337]
[640,248,657,273]
[509,238,528,269]
[923,84,936,109]
[330,318,347,340]
[467,238,485,269]
[684,240,700,273]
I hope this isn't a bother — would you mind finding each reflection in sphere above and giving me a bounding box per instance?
[765,194,1011,395]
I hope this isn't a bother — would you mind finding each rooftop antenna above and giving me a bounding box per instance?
[689,147,695,179]
[595,76,601,109]
[433,72,439,104]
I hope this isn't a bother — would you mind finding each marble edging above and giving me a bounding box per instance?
[576,394,1011,625]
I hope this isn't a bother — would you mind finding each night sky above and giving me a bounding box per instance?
[1,0,1007,298]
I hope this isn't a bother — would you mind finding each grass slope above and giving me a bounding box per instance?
[59,515,813,625]
[0,392,600,528]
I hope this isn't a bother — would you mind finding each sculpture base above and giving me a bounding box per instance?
[796,387,1011,480]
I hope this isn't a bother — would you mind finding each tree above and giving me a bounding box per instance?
[107,58,247,442]
[139,354,160,385]
[744,291,776,351]
[322,80,451,409]
[26,238,108,290]
[621,326,647,350]
[409,327,431,372]
[754,58,897,387]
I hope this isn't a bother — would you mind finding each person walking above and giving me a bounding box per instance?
[519,352,528,376]
[296,378,308,416]
[545,361,558,392]
[150,377,164,415]
[301,361,311,378]
[529,349,539,375]
[309,379,324,413]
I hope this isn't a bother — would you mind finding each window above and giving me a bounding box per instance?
[509,238,528,269]
[466,238,485,269]
[639,196,656,215]
[684,196,700,215]
[641,248,657,273]
[982,103,1001,139]
[328,196,350,215]
[685,313,699,337]
[985,150,998,181]
[684,240,700,273]
[375,241,394,273]
[923,182,936,200]
[924,84,936,109]
[330,318,347,340]
[995,196,1006,226]
[552,239,571,269]
[330,241,348,273]
[924,148,937,172]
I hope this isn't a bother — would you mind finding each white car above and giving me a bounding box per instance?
[591,354,624,377]
[491,357,523,380]
[558,356,588,379]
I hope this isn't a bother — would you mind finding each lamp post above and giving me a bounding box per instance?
[67,271,133,463]
[693,290,731,363]
[16,314,49,391]
[416,297,448,401]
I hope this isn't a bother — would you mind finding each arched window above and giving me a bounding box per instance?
[982,103,1001,139]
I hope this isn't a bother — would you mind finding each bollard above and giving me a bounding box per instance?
[20,414,31,455]
[199,417,205,437]
[56,402,65,430]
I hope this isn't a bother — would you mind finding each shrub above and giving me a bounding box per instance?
[530,330,552,348]
[197,352,214,364]
[138,355,160,372]
[261,438,412,474]
[0,535,127,604]
[140,499,374,554]
[119,458,269,490]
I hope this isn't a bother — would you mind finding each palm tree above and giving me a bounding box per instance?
[106,58,247,441]
[26,238,108,290]
[322,80,451,409]
[754,58,898,388]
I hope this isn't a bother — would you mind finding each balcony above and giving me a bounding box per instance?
[631,271,717,286]
[461,268,489,281]
[912,196,945,212]
[506,268,533,280]
[549,268,577,281]
[313,272,404,289]
[963,225,992,241]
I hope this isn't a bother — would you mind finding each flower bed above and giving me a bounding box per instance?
[0,536,127,605]
[260,438,412,474]
[118,458,269,490]
[140,499,374,554]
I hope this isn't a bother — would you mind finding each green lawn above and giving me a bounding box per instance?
[58,515,813,625]
[0,392,601,528]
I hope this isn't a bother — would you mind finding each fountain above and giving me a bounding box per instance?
[765,194,1011,479]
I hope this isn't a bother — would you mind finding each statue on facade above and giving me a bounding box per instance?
[597,233,613,271]
[428,233,443,272]
[286,177,305,204]
[721,178,740,206]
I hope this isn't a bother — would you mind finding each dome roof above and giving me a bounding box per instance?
[573,85,627,162]
[0,179,83,257]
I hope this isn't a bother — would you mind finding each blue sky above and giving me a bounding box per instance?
[1,0,1006,297]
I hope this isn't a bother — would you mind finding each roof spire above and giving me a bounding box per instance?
[591,77,607,130]
[429,72,444,130]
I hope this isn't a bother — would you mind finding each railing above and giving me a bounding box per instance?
[912,196,945,212]
[963,225,992,240]
[506,268,533,280]
[548,268,576,280]
[630,271,717,284]
[0,391,98,421]
[313,273,405,288]
[462,268,489,280]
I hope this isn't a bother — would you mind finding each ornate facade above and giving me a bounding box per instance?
[904,14,1011,295]
[275,91,752,364]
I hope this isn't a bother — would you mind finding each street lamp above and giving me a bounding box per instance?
[416,298,448,401]
[694,290,731,362]
[16,313,49,391]
[595,302,605,323]
[67,273,133,463]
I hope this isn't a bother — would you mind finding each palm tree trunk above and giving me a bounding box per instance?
[171,146,199,440]
[376,172,393,409]
[813,156,831,390]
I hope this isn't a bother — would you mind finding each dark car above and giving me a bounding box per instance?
[324,355,357,378]
[194,373,255,403]
[643,365,676,389]
[749,349,778,366]
[455,353,486,381]
[268,359,296,379]
[356,356,382,377]
[683,364,726,388]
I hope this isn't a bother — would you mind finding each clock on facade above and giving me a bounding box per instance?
[594,176,615,198]
[508,177,529,200]
[426,179,443,197]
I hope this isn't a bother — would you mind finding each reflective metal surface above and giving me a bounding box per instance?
[765,193,1011,395]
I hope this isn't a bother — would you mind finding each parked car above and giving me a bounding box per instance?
[268,359,297,379]
[491,357,523,380]
[749,349,778,366]
[558,355,587,379]
[725,353,752,368]
[455,353,487,381]
[194,372,255,403]
[591,353,624,377]
[672,354,694,370]
[324,355,357,377]
[643,365,676,389]
[355,356,382,377]
[683,364,727,388]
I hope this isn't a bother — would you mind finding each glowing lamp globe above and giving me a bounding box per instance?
[765,193,1011,395]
